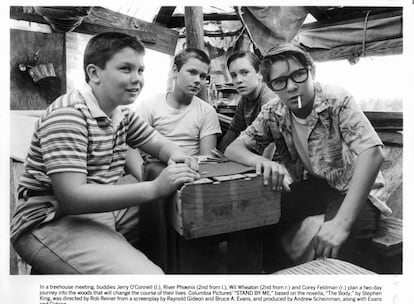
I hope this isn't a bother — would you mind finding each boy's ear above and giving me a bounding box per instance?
[310,66,316,80]
[86,64,100,84]
[172,64,178,79]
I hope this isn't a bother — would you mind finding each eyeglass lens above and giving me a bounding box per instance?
[269,68,309,91]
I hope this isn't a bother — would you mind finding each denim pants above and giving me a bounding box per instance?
[13,198,163,274]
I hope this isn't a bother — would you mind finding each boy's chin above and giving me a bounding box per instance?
[122,98,138,105]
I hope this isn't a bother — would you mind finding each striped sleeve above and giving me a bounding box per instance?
[125,110,157,149]
[39,107,88,175]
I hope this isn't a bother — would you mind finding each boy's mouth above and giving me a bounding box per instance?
[126,88,140,93]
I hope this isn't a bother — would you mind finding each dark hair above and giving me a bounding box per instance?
[174,48,211,71]
[226,51,261,72]
[83,32,145,82]
[260,43,315,83]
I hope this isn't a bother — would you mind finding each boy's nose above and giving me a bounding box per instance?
[286,77,298,92]
[131,72,143,83]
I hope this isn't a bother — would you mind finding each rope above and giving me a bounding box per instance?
[361,10,371,57]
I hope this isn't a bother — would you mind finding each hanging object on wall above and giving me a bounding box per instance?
[33,6,93,32]
[19,63,56,83]
[19,61,61,103]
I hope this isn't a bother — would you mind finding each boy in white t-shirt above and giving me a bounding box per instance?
[126,48,221,179]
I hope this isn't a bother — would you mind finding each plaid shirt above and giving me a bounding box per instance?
[239,82,391,215]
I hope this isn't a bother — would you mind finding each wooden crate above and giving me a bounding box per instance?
[169,165,281,239]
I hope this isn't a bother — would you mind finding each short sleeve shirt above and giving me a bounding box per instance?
[238,82,391,215]
[18,84,157,195]
[228,83,276,134]
[136,92,221,156]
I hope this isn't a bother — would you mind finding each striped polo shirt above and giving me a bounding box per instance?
[17,84,157,197]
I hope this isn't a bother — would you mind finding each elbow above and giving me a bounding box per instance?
[368,145,385,169]
[375,145,385,165]
[224,141,235,158]
[57,196,80,215]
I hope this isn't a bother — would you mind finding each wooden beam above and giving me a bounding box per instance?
[184,7,204,49]
[10,6,179,55]
[184,7,207,101]
[167,13,239,28]
[179,28,243,38]
[153,6,176,26]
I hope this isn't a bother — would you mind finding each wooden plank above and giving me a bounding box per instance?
[10,6,179,55]
[377,131,402,146]
[153,6,176,26]
[365,111,402,131]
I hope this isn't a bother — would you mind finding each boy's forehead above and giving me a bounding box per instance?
[110,47,145,63]
[181,57,209,70]
[270,58,303,77]
[229,57,252,70]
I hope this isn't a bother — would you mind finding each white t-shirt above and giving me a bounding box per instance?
[291,113,320,178]
[136,92,222,156]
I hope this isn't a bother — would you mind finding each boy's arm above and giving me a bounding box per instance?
[226,139,291,191]
[198,105,221,155]
[313,145,384,258]
[217,130,239,153]
[199,134,217,156]
[51,162,199,215]
[125,148,144,181]
[218,101,245,152]
[140,133,199,170]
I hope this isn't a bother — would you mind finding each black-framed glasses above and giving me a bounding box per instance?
[267,67,310,91]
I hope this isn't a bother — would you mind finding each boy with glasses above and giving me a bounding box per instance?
[225,43,391,270]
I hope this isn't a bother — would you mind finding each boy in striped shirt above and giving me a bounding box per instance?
[11,32,199,274]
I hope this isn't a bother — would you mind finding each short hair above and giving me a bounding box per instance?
[83,32,145,82]
[260,43,315,83]
[226,51,261,72]
[174,48,211,71]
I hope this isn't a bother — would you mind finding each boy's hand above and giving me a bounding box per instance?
[168,154,199,172]
[312,219,351,258]
[256,159,292,192]
[154,162,200,197]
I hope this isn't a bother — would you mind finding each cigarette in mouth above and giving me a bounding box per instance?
[298,96,302,109]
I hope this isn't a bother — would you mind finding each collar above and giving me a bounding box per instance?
[78,83,124,128]
[274,82,329,119]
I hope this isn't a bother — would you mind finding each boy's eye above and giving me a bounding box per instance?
[120,66,130,72]
[200,73,207,80]
[230,73,236,78]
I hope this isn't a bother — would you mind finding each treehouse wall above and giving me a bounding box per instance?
[10,29,66,110]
